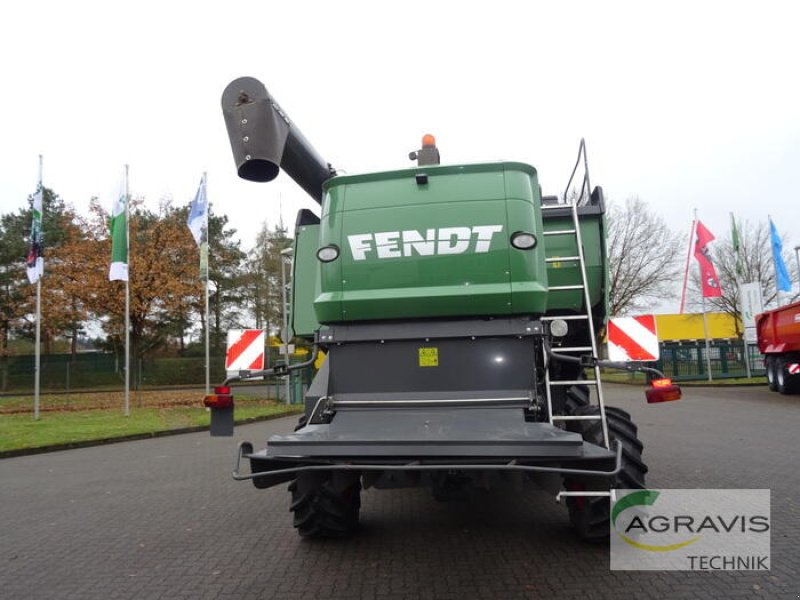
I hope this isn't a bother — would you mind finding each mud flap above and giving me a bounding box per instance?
[210,406,234,437]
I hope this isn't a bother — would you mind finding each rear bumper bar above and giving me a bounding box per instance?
[231,439,623,489]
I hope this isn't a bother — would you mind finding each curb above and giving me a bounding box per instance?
[0,410,301,460]
[0,379,270,399]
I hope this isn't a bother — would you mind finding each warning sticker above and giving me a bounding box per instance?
[418,347,439,367]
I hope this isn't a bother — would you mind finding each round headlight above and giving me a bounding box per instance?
[510,231,537,250]
[550,318,569,337]
[316,245,340,262]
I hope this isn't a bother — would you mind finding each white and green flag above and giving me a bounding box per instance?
[25,187,44,284]
[108,191,128,281]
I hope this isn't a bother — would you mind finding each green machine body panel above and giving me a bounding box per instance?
[289,162,608,329]
[313,162,549,323]
[541,206,606,314]
[291,222,322,338]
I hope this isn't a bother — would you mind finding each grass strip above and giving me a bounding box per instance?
[0,401,301,453]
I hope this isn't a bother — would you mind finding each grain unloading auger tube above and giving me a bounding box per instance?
[207,76,682,540]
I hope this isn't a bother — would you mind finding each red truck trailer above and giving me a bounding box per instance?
[756,299,800,394]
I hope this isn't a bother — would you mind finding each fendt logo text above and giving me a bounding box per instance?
[347,225,504,260]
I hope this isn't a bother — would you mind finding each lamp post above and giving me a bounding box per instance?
[280,247,294,404]
[795,246,800,291]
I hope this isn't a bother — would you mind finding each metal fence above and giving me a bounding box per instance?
[0,352,314,404]
[0,353,229,393]
[653,341,765,381]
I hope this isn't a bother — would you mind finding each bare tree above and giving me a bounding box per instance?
[243,220,290,334]
[606,197,683,316]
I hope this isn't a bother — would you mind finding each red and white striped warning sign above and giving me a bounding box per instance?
[607,315,659,362]
[789,363,800,375]
[225,329,265,371]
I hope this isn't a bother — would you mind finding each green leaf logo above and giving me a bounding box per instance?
[612,490,702,552]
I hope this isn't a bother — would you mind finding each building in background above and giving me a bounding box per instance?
[654,313,740,342]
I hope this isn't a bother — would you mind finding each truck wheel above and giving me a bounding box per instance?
[564,404,647,542]
[775,358,799,394]
[766,357,778,392]
[289,472,361,538]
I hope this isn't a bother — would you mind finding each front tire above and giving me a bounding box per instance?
[289,472,362,538]
[766,356,778,392]
[564,404,648,542]
[775,357,799,394]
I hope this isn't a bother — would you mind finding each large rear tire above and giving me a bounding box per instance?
[289,472,362,538]
[564,404,648,542]
[564,381,641,442]
[775,357,799,394]
[766,356,778,392]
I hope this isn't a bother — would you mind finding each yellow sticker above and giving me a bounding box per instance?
[418,347,439,367]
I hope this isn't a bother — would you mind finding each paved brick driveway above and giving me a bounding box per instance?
[1,384,797,599]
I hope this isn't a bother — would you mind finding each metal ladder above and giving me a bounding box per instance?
[540,200,610,449]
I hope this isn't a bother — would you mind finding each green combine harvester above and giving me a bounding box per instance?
[205,77,681,541]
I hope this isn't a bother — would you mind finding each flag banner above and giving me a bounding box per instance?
[739,282,763,343]
[187,175,209,280]
[187,176,208,246]
[108,189,128,281]
[25,188,44,284]
[769,218,791,292]
[730,213,743,279]
[694,220,722,297]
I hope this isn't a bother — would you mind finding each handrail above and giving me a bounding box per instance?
[231,440,624,482]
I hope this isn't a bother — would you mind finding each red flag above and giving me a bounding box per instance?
[694,220,722,297]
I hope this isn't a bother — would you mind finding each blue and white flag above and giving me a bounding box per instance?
[769,217,791,292]
[187,174,209,280]
[187,175,208,246]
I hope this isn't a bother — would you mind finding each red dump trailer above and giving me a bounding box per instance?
[756,299,800,394]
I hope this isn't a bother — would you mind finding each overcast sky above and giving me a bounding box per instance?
[2,0,798,310]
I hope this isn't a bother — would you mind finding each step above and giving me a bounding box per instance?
[545,256,581,263]
[267,408,585,458]
[541,315,589,321]
[548,284,584,291]
[551,346,593,352]
[556,491,614,502]
[551,415,604,421]
[548,379,598,386]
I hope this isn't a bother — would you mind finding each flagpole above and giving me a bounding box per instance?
[679,215,697,314]
[32,157,43,420]
[205,271,210,395]
[691,208,713,381]
[701,295,713,382]
[34,279,41,420]
[769,214,782,309]
[124,165,130,417]
[204,172,210,396]
[692,208,713,381]
[731,213,752,379]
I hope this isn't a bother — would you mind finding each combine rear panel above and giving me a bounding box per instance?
[213,76,670,541]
